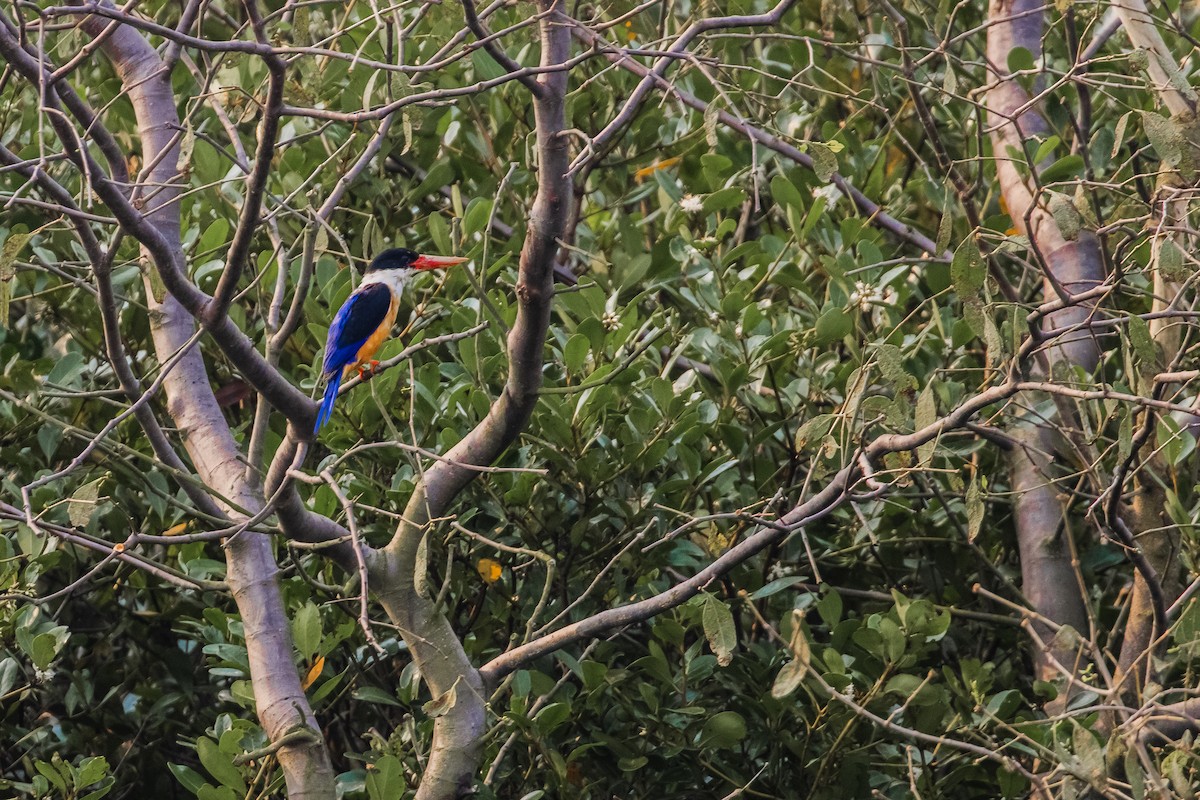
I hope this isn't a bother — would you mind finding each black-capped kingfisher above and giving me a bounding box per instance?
[314,248,468,433]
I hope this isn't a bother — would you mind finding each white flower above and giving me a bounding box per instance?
[766,563,795,581]
[849,280,881,311]
[850,281,898,313]
[679,194,704,213]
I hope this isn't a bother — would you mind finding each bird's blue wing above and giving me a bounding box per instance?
[321,282,393,377]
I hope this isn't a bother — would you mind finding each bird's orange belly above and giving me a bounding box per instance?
[344,300,398,376]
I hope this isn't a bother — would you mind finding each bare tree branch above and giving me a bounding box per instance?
[461,0,542,96]
[567,20,946,258]
[204,0,286,326]
[986,0,1101,691]
[55,4,337,793]
[363,0,573,794]
[566,0,800,176]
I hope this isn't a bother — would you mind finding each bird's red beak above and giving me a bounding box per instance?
[411,254,469,270]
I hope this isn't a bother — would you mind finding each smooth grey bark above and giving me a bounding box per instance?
[1112,202,1187,702]
[1104,3,1194,703]
[986,0,1103,685]
[367,1,571,797]
[65,8,336,797]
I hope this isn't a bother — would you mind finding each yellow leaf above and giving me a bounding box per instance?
[302,655,325,690]
[634,157,680,181]
[476,558,502,584]
[161,521,193,536]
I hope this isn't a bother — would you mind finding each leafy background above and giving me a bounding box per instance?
[2,0,1198,797]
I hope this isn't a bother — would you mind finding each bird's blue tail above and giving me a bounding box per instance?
[314,372,343,434]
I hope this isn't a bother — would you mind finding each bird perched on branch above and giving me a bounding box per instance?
[314,248,468,433]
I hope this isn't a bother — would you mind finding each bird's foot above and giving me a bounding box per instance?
[357,360,382,381]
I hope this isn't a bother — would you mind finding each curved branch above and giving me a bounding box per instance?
[480,474,851,684]
[0,13,316,425]
[462,0,542,96]
[204,0,286,325]
[57,5,336,794]
[566,0,799,175]
[567,20,945,257]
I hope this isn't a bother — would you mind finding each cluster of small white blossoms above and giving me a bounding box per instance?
[766,562,798,581]
[679,194,704,213]
[849,280,897,311]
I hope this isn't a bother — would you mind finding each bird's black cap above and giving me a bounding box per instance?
[366,248,420,272]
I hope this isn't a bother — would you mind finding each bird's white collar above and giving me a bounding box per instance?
[360,269,410,297]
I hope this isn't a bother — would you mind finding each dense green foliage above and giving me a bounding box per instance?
[3,0,1200,797]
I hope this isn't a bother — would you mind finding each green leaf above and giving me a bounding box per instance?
[874,344,916,390]
[1032,135,1060,164]
[915,381,938,466]
[80,780,115,800]
[471,48,508,81]
[366,754,406,800]
[1039,154,1084,183]
[966,474,985,542]
[1047,191,1081,239]
[169,762,207,796]
[35,760,69,792]
[427,212,452,254]
[800,193,828,239]
[534,702,571,735]
[563,333,589,372]
[1073,722,1105,783]
[1118,408,1133,461]
[1126,749,1145,800]
[197,219,230,256]
[76,756,110,787]
[816,590,842,626]
[935,199,954,254]
[950,237,984,296]
[292,603,321,659]
[0,657,20,697]
[769,174,805,213]
[197,787,238,800]
[1126,314,1157,370]
[700,593,736,667]
[943,64,957,96]
[701,153,733,189]
[68,478,105,528]
[1157,414,1186,466]
[46,351,85,388]
[30,627,69,670]
[1141,111,1184,167]
[814,307,852,344]
[1157,238,1187,281]
[353,685,402,707]
[1007,46,1035,72]
[462,197,493,238]
[750,576,805,599]
[700,711,746,749]
[702,187,745,214]
[196,738,246,794]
